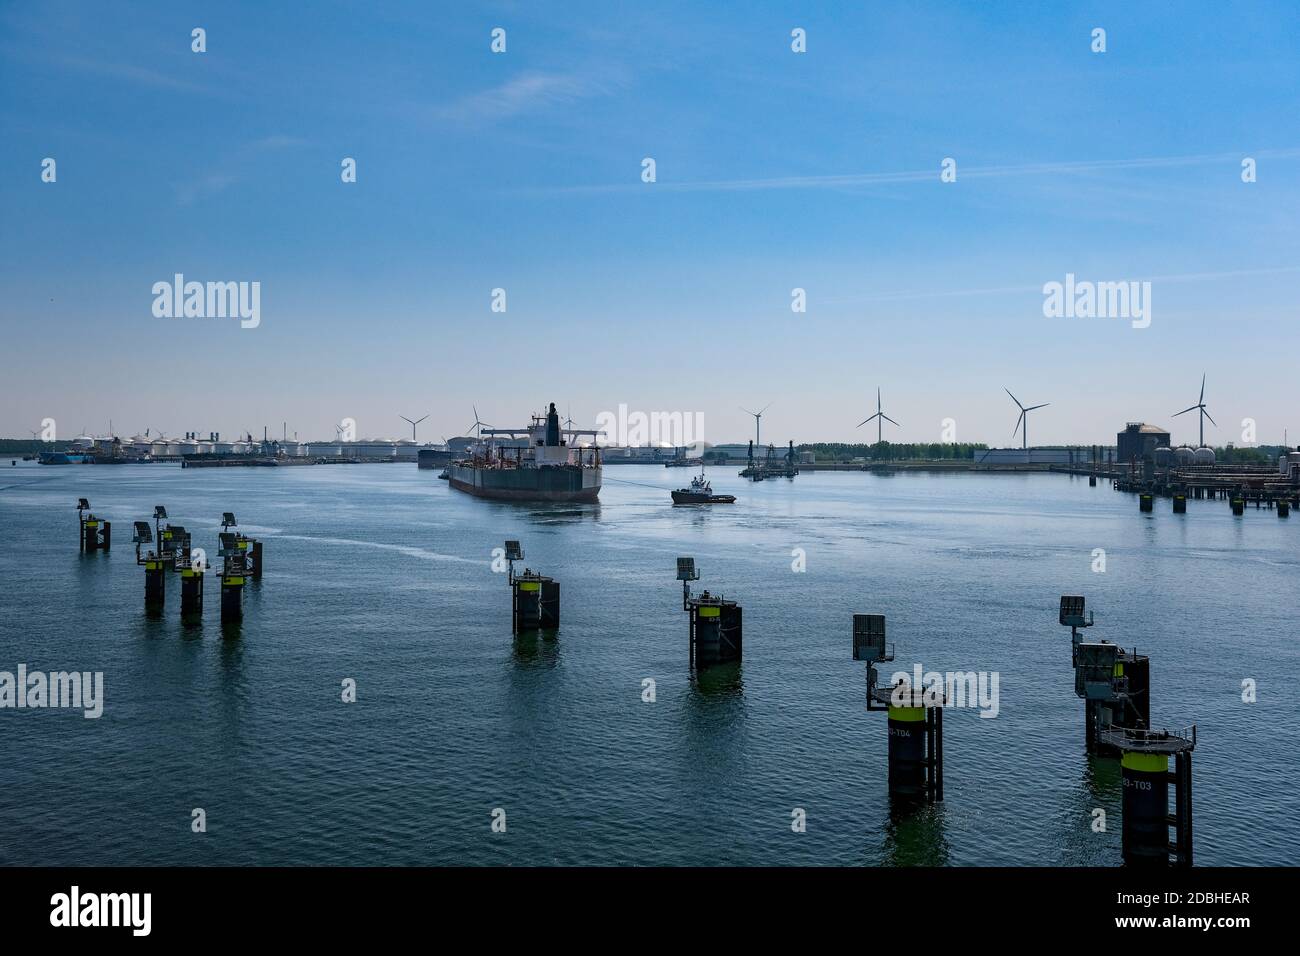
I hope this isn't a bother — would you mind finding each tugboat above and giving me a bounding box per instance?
[671,467,736,505]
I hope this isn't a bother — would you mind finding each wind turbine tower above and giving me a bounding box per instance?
[1005,388,1050,452]
[741,402,773,447]
[1172,374,1216,448]
[399,414,429,442]
[856,387,900,445]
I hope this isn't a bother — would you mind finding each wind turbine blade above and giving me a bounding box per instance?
[1172,405,1198,417]
[1004,387,1024,410]
[1013,411,1024,437]
[882,415,900,427]
[858,413,881,427]
[1202,409,1217,427]
[1199,373,1205,404]
[740,406,755,416]
[758,401,773,415]
[1025,403,1050,411]
[415,415,428,425]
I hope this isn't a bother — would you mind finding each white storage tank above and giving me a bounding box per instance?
[1193,446,1216,465]
[1174,445,1195,465]
[1154,446,1173,468]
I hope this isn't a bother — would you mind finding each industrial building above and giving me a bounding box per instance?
[975,448,1081,466]
[1117,423,1172,464]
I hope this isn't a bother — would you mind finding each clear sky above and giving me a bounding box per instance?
[2,1,1298,447]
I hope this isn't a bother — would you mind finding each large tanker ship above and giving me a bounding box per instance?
[445,403,601,502]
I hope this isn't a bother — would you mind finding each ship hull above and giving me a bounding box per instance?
[417,448,455,469]
[671,491,736,504]
[447,462,601,502]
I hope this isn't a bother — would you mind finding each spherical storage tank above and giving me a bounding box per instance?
[1193,446,1216,465]
[1175,446,1196,465]
[1154,446,1173,468]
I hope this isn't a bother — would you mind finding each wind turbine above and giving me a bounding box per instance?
[740,402,773,447]
[399,413,429,442]
[1006,387,1050,451]
[465,406,490,439]
[561,406,582,444]
[856,387,900,445]
[1172,373,1216,448]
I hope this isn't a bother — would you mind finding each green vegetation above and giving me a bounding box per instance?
[1216,445,1286,464]
[799,442,989,462]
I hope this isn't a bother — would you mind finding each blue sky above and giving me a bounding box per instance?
[2,1,1298,446]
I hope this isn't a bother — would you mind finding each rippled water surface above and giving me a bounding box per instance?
[1,461,1295,865]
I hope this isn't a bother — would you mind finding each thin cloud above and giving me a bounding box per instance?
[534,148,1300,195]
[435,70,618,122]
[44,52,215,95]
[833,266,1300,305]
[172,136,308,205]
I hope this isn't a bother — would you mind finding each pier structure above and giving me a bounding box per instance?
[132,516,166,613]
[1059,596,1196,866]
[221,512,263,580]
[176,523,207,623]
[77,498,111,552]
[218,531,247,623]
[503,540,559,632]
[677,557,742,666]
[1059,596,1149,754]
[164,519,197,617]
[738,440,799,481]
[179,551,204,622]
[854,614,944,803]
[1103,451,1300,514]
[215,512,263,625]
[149,506,178,570]
[1099,725,1196,867]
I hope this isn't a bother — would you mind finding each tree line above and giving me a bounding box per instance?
[799,442,990,462]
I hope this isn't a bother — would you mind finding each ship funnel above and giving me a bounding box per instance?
[545,402,561,446]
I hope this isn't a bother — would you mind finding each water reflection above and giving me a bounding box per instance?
[1058,754,1123,865]
[511,630,561,668]
[881,802,950,865]
[689,661,744,698]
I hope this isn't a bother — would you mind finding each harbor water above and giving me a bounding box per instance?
[0,462,1295,866]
